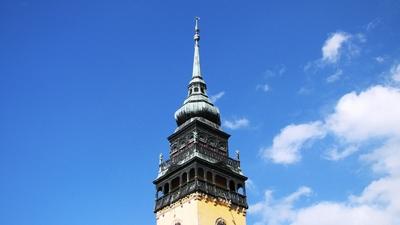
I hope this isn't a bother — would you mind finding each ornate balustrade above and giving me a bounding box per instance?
[159,143,241,174]
[155,179,247,211]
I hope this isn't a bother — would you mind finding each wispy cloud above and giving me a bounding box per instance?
[209,91,225,103]
[223,118,250,130]
[322,32,351,64]
[375,56,385,63]
[389,63,400,82]
[366,18,381,31]
[256,83,270,92]
[249,186,312,225]
[263,65,286,78]
[326,69,343,83]
[257,65,286,92]
[324,145,359,161]
[298,87,313,95]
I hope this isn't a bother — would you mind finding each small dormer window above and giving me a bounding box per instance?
[194,87,199,92]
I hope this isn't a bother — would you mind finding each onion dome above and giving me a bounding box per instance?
[174,17,221,127]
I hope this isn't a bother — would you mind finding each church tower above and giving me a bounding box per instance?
[154,18,248,225]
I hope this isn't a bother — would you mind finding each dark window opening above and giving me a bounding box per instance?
[182,172,188,184]
[197,168,204,179]
[189,168,195,180]
[206,171,213,183]
[194,87,199,92]
[215,175,227,189]
[171,177,180,190]
[229,180,236,192]
[163,183,169,195]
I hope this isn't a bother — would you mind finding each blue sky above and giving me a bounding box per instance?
[1,0,400,225]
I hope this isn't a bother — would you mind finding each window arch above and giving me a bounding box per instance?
[215,218,226,225]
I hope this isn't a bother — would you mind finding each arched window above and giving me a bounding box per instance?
[163,183,169,195]
[215,175,227,189]
[171,177,180,190]
[189,168,195,180]
[181,172,187,184]
[229,180,235,192]
[206,171,213,183]
[216,218,226,225]
[156,187,163,198]
[237,183,245,195]
[197,167,204,179]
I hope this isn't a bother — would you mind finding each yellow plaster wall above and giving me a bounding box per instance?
[197,198,246,225]
[156,193,247,225]
[156,195,200,225]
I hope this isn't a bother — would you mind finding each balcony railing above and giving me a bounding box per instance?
[159,143,241,176]
[155,179,247,211]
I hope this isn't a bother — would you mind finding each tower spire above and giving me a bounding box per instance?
[192,17,201,78]
[174,17,221,127]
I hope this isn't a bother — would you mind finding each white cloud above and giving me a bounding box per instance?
[262,122,326,164]
[254,47,400,225]
[249,187,312,225]
[256,81,400,224]
[326,69,343,83]
[256,83,270,92]
[263,85,400,165]
[322,32,351,63]
[390,63,400,82]
[209,91,225,103]
[250,176,400,225]
[361,139,400,176]
[223,118,249,130]
[326,85,400,142]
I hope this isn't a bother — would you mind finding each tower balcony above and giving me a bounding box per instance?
[158,142,242,178]
[154,179,247,212]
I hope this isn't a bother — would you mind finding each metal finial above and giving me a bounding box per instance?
[194,17,200,41]
[236,150,240,160]
[195,17,200,31]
